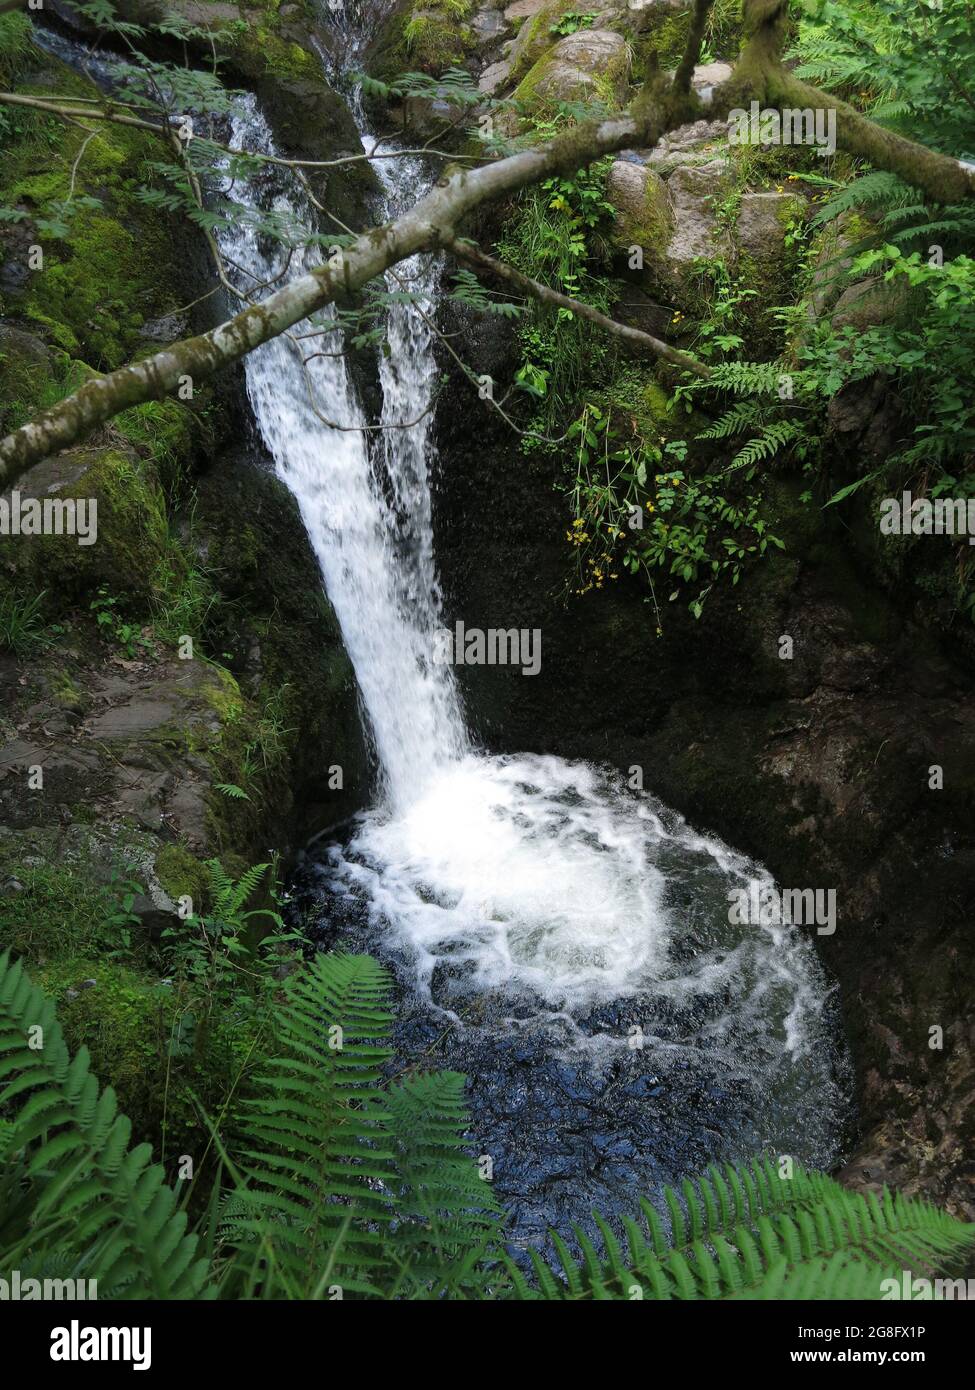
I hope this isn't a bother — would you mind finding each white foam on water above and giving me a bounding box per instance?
[219,93,843,1110]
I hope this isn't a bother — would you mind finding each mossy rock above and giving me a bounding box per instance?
[514,28,630,110]
[154,842,210,909]
[0,325,55,436]
[364,0,477,87]
[606,158,673,254]
[0,63,190,371]
[1,445,168,614]
[32,956,170,1129]
[32,952,267,1160]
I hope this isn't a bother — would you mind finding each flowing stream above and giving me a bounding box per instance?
[220,16,852,1242]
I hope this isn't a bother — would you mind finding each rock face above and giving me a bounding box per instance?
[605,123,732,306]
[737,190,804,263]
[0,33,367,939]
[663,160,732,264]
[604,119,803,354]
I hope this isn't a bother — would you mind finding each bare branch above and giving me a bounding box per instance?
[446,238,709,378]
[0,91,168,135]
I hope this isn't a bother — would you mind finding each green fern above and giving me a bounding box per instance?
[214,781,250,801]
[509,1157,975,1300]
[728,421,806,473]
[384,1069,501,1296]
[0,951,208,1298]
[3,952,972,1301]
[204,858,273,922]
[219,952,500,1299]
[699,361,784,396]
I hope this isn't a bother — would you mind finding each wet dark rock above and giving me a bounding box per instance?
[289,857,849,1252]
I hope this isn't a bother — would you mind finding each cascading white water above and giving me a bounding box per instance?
[223,98,465,806]
[219,82,847,1165]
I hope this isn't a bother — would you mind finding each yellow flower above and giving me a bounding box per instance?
[645,502,655,513]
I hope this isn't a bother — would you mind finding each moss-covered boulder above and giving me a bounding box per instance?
[0,72,195,374]
[606,158,673,253]
[1,446,168,609]
[514,28,630,108]
[366,0,478,82]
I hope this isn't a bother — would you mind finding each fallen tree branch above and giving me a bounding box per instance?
[0,90,167,135]
[446,238,710,378]
[767,68,975,205]
[0,102,684,482]
[4,0,975,479]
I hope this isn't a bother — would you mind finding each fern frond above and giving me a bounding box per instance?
[385,1070,502,1298]
[810,171,914,227]
[729,421,803,472]
[513,1157,975,1300]
[702,361,783,396]
[697,401,766,440]
[0,952,207,1298]
[225,952,396,1297]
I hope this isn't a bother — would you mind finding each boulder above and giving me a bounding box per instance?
[606,159,672,249]
[472,4,510,48]
[682,59,732,103]
[516,28,630,106]
[830,275,911,335]
[642,117,729,173]
[662,159,732,267]
[737,190,804,265]
[479,58,513,93]
[504,0,547,18]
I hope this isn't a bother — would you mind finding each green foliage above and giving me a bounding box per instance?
[549,11,597,39]
[564,398,784,621]
[447,267,525,319]
[509,1155,975,1300]
[0,12,34,93]
[0,862,144,963]
[802,247,975,470]
[160,859,290,1020]
[789,3,975,280]
[793,0,975,161]
[3,951,973,1300]
[0,587,50,656]
[497,155,618,431]
[90,585,152,660]
[0,951,209,1297]
[196,951,501,1299]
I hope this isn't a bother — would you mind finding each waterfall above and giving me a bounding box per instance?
[219,51,849,1186]
[222,98,466,808]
